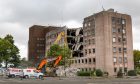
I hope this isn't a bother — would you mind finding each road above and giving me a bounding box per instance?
[0,77,140,84]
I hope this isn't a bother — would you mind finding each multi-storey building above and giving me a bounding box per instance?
[45,27,83,58]
[71,9,134,76]
[28,25,59,65]
[28,9,134,76]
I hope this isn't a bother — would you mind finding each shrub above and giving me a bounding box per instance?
[96,69,103,77]
[77,71,90,76]
[128,70,137,76]
[117,70,123,78]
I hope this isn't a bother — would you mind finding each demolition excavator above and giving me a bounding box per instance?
[36,31,67,75]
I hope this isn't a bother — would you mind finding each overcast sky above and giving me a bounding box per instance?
[0,0,139,60]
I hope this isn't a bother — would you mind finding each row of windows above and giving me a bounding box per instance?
[112,37,126,43]
[81,68,95,72]
[113,57,127,63]
[113,47,127,53]
[114,67,127,73]
[112,28,126,34]
[74,58,96,64]
[112,17,126,25]
[84,39,95,45]
[37,38,45,41]
[85,48,95,55]
[84,30,95,36]
[37,44,44,47]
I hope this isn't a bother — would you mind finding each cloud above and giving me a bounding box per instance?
[0,0,140,59]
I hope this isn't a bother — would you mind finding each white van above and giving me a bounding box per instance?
[23,68,43,79]
[6,68,22,78]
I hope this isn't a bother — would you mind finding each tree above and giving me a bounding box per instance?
[47,44,71,66]
[133,50,140,69]
[0,34,21,68]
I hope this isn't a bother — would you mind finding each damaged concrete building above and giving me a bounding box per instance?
[45,27,83,58]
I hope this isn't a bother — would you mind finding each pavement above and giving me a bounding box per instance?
[0,76,140,84]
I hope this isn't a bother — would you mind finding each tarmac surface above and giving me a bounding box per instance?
[0,76,140,84]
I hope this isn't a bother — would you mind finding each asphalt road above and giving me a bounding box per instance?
[0,77,140,84]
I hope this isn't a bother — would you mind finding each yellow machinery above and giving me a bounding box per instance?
[36,31,67,74]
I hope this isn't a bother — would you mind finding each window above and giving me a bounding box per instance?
[89,49,91,54]
[113,47,117,53]
[123,48,127,53]
[118,28,121,33]
[93,58,96,63]
[122,19,126,25]
[85,59,87,64]
[112,28,116,33]
[124,57,127,63]
[92,39,95,44]
[114,67,117,72]
[119,48,122,53]
[93,49,95,53]
[78,59,80,63]
[113,57,117,63]
[89,58,91,63]
[123,29,126,34]
[118,37,121,43]
[82,59,84,63]
[119,57,122,63]
[88,22,91,26]
[85,49,87,55]
[75,60,77,64]
[124,67,127,72]
[89,39,91,45]
[112,17,116,24]
[113,37,116,42]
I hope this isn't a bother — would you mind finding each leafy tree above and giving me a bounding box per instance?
[47,44,71,67]
[133,50,140,69]
[0,34,21,68]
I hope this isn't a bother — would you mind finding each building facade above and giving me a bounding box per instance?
[71,9,134,76]
[28,25,59,64]
[45,27,83,58]
[28,9,134,76]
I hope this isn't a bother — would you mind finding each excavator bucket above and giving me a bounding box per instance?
[53,56,62,67]
[37,58,47,70]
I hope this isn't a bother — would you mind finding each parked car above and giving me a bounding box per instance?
[6,68,23,78]
[23,68,44,79]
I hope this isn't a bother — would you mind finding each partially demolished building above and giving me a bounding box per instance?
[45,27,83,58]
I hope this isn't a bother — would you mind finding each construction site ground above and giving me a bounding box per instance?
[0,76,140,84]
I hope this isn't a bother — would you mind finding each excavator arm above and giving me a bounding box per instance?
[37,56,62,70]
[37,31,66,72]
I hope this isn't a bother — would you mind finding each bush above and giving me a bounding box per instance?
[96,69,103,77]
[77,71,90,76]
[128,70,137,76]
[117,70,123,78]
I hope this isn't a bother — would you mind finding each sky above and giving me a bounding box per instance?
[0,0,139,60]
